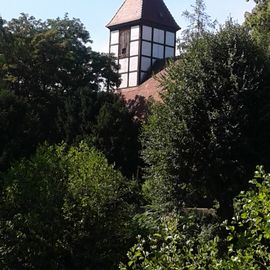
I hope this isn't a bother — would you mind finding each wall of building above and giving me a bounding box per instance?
[109,25,176,89]
[140,25,175,83]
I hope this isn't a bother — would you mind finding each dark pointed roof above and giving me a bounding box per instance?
[107,0,180,31]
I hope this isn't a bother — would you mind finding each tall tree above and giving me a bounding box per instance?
[0,14,120,95]
[179,0,217,52]
[0,15,142,177]
[142,22,270,218]
[245,0,270,53]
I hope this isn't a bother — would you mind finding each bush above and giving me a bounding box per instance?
[0,143,138,269]
[120,167,270,269]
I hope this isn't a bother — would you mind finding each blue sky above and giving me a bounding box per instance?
[0,0,255,52]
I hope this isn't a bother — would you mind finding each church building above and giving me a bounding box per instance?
[106,0,180,101]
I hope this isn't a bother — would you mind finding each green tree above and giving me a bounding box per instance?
[0,89,38,171]
[0,14,120,145]
[0,143,138,269]
[0,14,119,94]
[179,0,217,52]
[142,22,270,218]
[245,0,270,53]
[92,92,141,177]
[0,15,141,177]
[56,88,141,177]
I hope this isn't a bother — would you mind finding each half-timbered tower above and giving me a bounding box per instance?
[106,0,180,89]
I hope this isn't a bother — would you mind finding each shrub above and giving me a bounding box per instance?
[0,143,138,269]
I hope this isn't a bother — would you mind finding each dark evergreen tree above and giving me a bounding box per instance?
[0,89,39,172]
[56,88,141,177]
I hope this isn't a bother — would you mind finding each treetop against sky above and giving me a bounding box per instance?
[0,0,255,52]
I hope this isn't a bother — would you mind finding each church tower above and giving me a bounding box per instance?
[106,0,180,89]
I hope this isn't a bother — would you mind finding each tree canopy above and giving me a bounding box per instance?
[142,22,270,218]
[0,14,141,177]
[245,0,270,54]
[0,14,119,94]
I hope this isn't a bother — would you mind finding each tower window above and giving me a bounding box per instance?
[119,29,130,58]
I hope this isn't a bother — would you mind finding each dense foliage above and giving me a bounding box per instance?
[1,1,270,268]
[0,15,141,177]
[0,90,38,171]
[121,167,270,269]
[245,0,270,54]
[142,23,270,218]
[55,87,141,177]
[0,14,119,93]
[0,143,139,269]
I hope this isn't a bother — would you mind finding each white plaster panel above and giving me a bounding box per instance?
[119,58,128,73]
[111,30,119,44]
[129,57,138,71]
[165,46,174,58]
[131,25,140,40]
[142,25,152,41]
[110,45,118,57]
[141,56,151,72]
[166,31,175,46]
[142,41,152,56]
[120,73,128,88]
[153,28,164,44]
[129,72,138,87]
[130,41,139,56]
[153,44,164,59]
